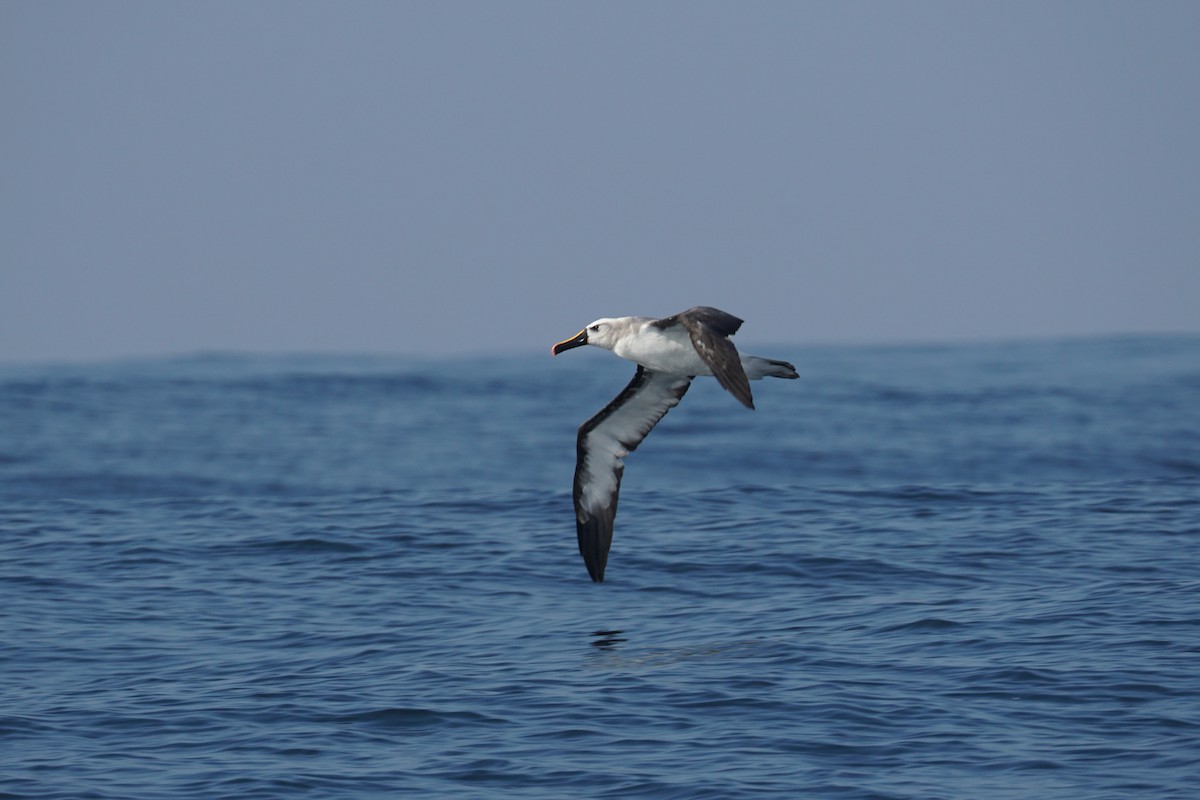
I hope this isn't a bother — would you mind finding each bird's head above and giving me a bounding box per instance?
[552,318,621,355]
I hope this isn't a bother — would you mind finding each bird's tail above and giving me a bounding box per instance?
[741,356,799,380]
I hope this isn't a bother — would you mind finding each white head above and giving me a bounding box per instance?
[551,317,627,355]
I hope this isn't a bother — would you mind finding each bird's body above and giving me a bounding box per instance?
[552,306,797,582]
[604,317,705,374]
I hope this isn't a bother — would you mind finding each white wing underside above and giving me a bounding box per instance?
[573,368,693,581]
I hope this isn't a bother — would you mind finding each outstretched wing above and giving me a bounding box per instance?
[655,306,753,409]
[573,367,693,582]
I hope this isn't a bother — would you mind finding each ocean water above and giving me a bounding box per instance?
[2,336,1198,799]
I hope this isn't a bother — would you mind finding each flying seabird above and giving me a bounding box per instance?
[552,306,798,582]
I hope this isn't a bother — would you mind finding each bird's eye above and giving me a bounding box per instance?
[589,325,599,332]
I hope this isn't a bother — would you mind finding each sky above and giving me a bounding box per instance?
[3,1,1198,363]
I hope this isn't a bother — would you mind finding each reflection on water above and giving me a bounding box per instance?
[585,630,768,669]
[589,629,627,649]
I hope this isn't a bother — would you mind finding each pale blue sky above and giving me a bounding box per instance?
[3,1,1198,363]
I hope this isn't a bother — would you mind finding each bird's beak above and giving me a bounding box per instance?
[551,329,588,355]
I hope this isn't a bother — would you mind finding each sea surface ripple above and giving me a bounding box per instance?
[2,336,1198,798]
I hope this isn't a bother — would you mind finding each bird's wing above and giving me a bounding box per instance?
[656,306,754,409]
[573,367,693,582]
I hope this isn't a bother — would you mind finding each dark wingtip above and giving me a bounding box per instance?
[733,384,755,410]
[578,515,611,583]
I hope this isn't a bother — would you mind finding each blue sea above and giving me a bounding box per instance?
[2,336,1198,799]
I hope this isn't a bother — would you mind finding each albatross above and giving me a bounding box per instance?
[552,306,798,582]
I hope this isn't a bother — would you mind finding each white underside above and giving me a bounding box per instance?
[610,320,777,379]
